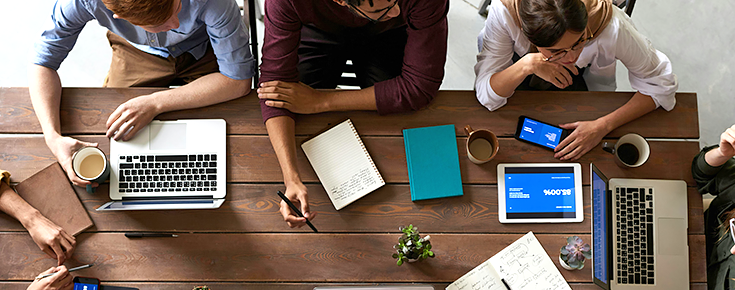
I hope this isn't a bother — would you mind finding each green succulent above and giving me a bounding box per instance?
[392,224,435,266]
[560,236,592,270]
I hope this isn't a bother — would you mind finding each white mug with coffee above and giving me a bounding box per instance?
[72,147,110,193]
[602,133,650,168]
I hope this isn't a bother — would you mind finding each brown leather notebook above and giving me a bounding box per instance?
[14,162,94,236]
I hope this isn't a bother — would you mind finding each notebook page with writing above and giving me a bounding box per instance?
[301,119,385,210]
[488,232,571,290]
[446,258,505,290]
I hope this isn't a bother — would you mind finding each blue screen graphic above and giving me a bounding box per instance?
[504,167,576,218]
[592,170,608,284]
[74,283,98,290]
[518,118,563,149]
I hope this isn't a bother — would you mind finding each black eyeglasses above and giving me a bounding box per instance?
[543,29,593,62]
[349,0,398,24]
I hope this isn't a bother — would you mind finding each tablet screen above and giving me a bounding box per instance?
[504,166,577,219]
[518,118,563,149]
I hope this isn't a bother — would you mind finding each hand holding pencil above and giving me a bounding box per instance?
[28,266,73,290]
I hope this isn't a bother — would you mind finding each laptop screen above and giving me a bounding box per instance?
[592,167,609,287]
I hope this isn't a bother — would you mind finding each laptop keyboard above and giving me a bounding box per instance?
[116,154,218,193]
[615,186,655,285]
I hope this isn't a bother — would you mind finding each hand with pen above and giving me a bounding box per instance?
[279,184,317,229]
[27,266,73,290]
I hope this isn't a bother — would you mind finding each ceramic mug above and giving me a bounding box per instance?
[464,125,499,164]
[602,133,650,168]
[72,147,110,193]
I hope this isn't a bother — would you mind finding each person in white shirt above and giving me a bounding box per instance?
[475,0,677,161]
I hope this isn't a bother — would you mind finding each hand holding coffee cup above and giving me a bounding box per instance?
[602,133,650,168]
[71,147,110,193]
[464,125,499,164]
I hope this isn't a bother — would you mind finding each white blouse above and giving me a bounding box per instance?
[474,0,678,111]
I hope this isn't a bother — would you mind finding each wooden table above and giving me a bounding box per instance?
[0,88,705,289]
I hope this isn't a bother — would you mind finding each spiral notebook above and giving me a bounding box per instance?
[301,119,385,210]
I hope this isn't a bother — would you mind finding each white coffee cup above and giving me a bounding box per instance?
[602,133,650,168]
[72,147,110,193]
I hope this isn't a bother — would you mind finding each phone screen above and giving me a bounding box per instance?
[517,117,564,149]
[74,283,98,290]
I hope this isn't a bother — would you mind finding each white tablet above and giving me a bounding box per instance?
[497,163,583,223]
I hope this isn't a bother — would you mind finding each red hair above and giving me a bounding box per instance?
[103,0,176,26]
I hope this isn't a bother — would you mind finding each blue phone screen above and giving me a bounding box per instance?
[518,118,564,149]
[74,283,98,290]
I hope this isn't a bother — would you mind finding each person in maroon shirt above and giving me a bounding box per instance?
[256,0,448,229]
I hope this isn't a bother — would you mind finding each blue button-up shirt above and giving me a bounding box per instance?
[33,0,255,80]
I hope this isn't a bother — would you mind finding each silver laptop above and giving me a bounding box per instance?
[97,119,226,211]
[590,163,688,289]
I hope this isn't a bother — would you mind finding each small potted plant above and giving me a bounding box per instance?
[392,224,435,266]
[559,236,592,270]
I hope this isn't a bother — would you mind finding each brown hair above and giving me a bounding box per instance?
[519,0,588,47]
[102,0,176,26]
[717,208,735,244]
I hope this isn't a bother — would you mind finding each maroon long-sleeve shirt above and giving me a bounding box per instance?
[259,0,449,122]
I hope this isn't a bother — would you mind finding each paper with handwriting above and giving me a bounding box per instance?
[447,232,570,290]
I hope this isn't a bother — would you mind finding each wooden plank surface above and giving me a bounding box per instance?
[0,136,699,185]
[0,233,706,283]
[0,282,709,290]
[0,184,704,235]
[0,88,699,138]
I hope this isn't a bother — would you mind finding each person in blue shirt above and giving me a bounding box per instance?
[29,0,255,189]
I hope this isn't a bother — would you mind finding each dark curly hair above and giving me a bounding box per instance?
[519,0,588,47]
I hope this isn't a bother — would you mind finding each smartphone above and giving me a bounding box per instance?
[514,115,570,150]
[73,277,100,290]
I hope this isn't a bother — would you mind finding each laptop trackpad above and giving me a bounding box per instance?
[657,218,687,256]
[149,123,187,150]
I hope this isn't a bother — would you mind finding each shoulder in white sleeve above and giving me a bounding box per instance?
[474,1,522,111]
[612,7,678,111]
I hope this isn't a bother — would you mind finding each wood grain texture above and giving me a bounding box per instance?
[0,233,706,283]
[0,136,698,185]
[0,184,704,235]
[0,88,698,138]
[0,282,709,290]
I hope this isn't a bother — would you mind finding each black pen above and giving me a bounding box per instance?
[501,278,512,290]
[125,233,179,238]
[277,190,318,232]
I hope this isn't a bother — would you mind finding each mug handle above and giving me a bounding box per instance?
[602,141,616,155]
[464,125,473,136]
[86,184,96,194]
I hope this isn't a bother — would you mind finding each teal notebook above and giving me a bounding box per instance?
[403,124,464,201]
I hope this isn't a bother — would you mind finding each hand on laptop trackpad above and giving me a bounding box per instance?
[149,123,187,150]
[657,217,687,256]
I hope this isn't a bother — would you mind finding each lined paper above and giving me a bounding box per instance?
[301,119,384,210]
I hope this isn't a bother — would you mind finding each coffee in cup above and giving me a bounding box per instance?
[72,146,110,193]
[602,133,650,168]
[464,125,499,164]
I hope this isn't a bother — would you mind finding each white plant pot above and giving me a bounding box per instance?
[559,255,580,271]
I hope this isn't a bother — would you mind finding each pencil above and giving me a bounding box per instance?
[36,264,93,279]
[277,190,318,232]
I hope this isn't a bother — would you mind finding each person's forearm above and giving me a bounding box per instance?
[265,116,302,185]
[705,147,732,167]
[319,86,377,112]
[489,55,534,98]
[596,92,657,133]
[149,73,252,114]
[0,182,42,228]
[28,65,64,143]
